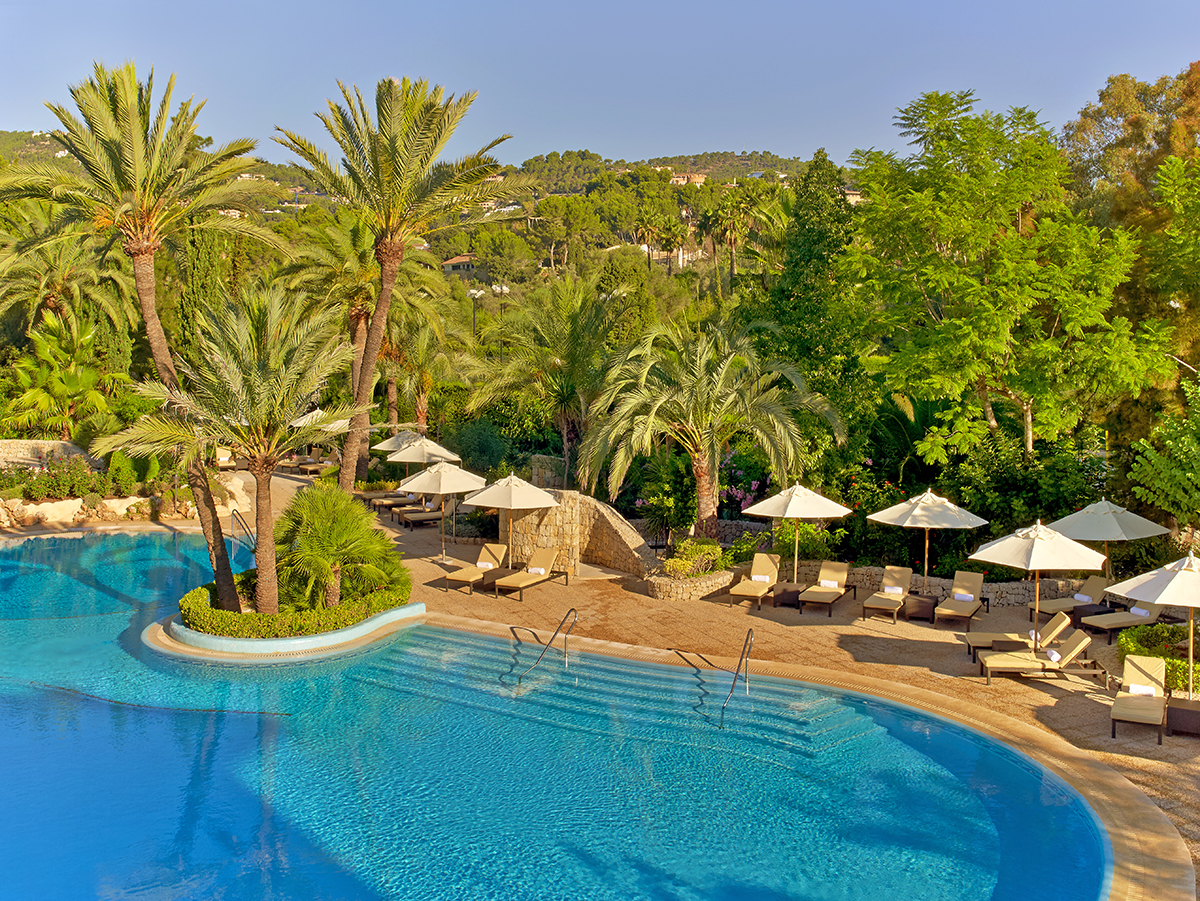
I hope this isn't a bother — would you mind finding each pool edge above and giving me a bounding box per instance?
[424,611,1194,901]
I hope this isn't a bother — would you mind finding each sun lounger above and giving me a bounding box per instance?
[727,553,781,609]
[977,630,1105,686]
[934,571,985,631]
[1110,655,1167,744]
[1082,603,1163,645]
[1030,575,1109,622]
[400,498,455,530]
[963,611,1071,662]
[797,562,853,617]
[492,546,567,601]
[444,543,513,594]
[861,566,913,624]
[215,447,237,471]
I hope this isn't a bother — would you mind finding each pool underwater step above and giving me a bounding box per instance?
[353,630,886,759]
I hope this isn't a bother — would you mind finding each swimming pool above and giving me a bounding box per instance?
[0,531,1112,900]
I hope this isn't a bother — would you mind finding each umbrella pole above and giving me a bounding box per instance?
[1034,571,1041,650]
[440,497,446,563]
[793,521,799,584]
[923,528,930,594]
[1190,608,1195,702]
[1105,540,1110,580]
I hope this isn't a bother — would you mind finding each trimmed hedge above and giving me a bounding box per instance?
[1117,622,1199,694]
[178,572,412,639]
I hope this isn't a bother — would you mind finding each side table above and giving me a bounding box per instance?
[1071,603,1114,629]
[1167,697,1200,737]
[905,594,937,623]
[773,582,804,610]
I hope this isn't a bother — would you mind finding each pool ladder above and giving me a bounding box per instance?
[719,628,754,730]
[230,508,256,552]
[517,608,578,693]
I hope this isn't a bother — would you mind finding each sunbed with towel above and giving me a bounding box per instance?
[1082,603,1163,645]
[1110,655,1168,744]
[861,566,913,624]
[977,630,1106,686]
[963,611,1071,662]
[1029,575,1109,622]
[492,546,566,601]
[727,553,780,609]
[934,571,985,631]
[796,562,853,617]
[443,543,513,594]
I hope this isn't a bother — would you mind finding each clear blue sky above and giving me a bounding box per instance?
[3,0,1198,168]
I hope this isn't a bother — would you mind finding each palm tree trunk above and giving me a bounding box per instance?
[250,462,279,615]
[340,243,403,492]
[560,421,571,491]
[324,563,342,608]
[416,390,429,435]
[349,312,368,398]
[693,454,719,538]
[132,247,239,610]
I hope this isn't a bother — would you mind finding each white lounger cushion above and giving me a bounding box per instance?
[820,579,838,589]
[954,592,974,602]
[883,585,903,595]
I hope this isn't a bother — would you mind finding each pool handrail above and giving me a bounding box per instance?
[719,628,754,730]
[517,607,578,692]
[231,508,256,552]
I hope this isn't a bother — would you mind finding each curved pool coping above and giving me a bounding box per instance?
[142,603,426,663]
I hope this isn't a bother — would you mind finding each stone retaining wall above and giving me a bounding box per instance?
[0,439,101,469]
[529,454,564,490]
[505,490,660,577]
[646,569,735,602]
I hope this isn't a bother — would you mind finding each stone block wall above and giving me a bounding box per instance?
[646,569,734,602]
[715,519,773,545]
[504,490,660,577]
[529,455,565,490]
[0,440,100,469]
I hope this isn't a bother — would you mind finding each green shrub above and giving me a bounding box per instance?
[722,530,770,567]
[108,451,137,496]
[22,477,49,502]
[177,574,412,639]
[663,537,725,579]
[354,479,399,491]
[772,520,846,563]
[1117,622,1200,694]
[82,492,103,511]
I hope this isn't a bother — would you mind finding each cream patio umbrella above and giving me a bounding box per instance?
[371,429,420,452]
[742,483,852,584]
[464,474,560,562]
[868,489,988,593]
[397,461,486,563]
[969,521,1107,648]
[386,436,460,464]
[1048,498,1169,579]
[1108,552,1200,700]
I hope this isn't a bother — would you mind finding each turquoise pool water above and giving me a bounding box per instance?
[0,531,1111,900]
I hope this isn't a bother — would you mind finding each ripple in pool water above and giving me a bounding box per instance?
[0,532,1110,900]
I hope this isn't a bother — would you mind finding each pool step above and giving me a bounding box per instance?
[353,629,886,760]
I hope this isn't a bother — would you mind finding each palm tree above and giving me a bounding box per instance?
[382,299,467,435]
[93,286,359,615]
[275,76,536,492]
[0,61,278,610]
[467,274,621,487]
[275,482,404,609]
[5,311,127,441]
[634,209,664,272]
[280,213,443,404]
[580,309,845,536]
[657,215,690,276]
[0,201,135,332]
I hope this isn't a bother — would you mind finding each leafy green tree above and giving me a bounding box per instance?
[848,91,1172,462]
[467,274,620,486]
[5,311,127,441]
[276,482,404,608]
[0,61,277,610]
[275,76,536,492]
[581,308,844,536]
[93,286,358,615]
[1130,378,1200,527]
